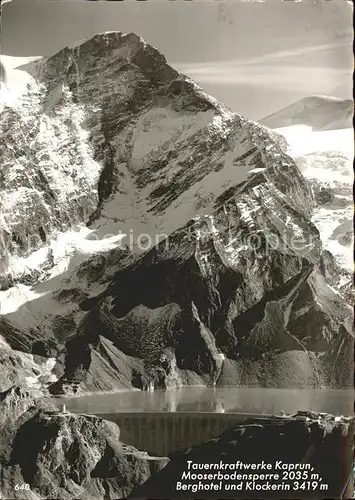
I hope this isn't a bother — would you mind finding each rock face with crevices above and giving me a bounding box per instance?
[0,387,169,500]
[0,31,353,395]
[57,188,352,391]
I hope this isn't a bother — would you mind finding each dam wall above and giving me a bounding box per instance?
[94,411,272,456]
[88,411,354,498]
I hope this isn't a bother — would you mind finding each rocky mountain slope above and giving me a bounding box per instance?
[0,32,353,394]
[0,386,168,500]
[275,125,353,273]
[263,97,353,305]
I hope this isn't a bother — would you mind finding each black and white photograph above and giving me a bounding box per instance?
[0,0,354,498]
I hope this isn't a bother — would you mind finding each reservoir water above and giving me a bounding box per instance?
[51,387,354,416]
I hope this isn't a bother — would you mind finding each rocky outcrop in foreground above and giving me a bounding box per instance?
[132,411,355,499]
[0,387,168,500]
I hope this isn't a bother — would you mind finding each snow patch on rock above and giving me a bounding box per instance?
[276,125,353,271]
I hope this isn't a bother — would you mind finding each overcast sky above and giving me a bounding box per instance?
[1,0,353,119]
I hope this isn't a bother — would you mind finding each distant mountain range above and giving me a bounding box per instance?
[262,95,353,275]
[260,95,353,131]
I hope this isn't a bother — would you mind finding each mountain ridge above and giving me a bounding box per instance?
[260,95,353,131]
[0,31,353,395]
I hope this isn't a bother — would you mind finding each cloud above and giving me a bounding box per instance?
[175,39,351,74]
[237,40,350,66]
[174,62,351,94]
[173,39,352,95]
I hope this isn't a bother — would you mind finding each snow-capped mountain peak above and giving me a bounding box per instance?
[0,32,352,395]
[260,95,353,131]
